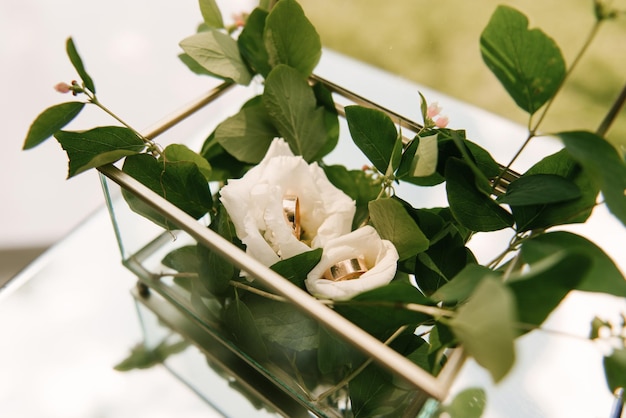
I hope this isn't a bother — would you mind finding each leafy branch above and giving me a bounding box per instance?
[22,0,626,415]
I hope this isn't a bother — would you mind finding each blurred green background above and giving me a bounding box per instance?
[298,0,626,149]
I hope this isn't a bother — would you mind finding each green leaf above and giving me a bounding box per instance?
[258,0,272,10]
[590,316,611,340]
[448,130,492,194]
[335,281,433,336]
[398,133,500,188]
[345,106,399,175]
[464,139,502,180]
[270,249,322,289]
[369,198,429,260]
[385,132,404,177]
[224,298,268,361]
[311,82,340,160]
[429,323,456,355]
[431,264,499,304]
[397,136,445,186]
[262,65,328,161]
[323,164,382,229]
[198,205,237,294]
[438,388,487,418]
[412,253,445,293]
[508,251,591,326]
[405,338,433,373]
[318,326,362,374]
[434,132,501,186]
[521,231,626,296]
[349,362,417,418]
[246,296,319,352]
[449,277,517,382]
[264,0,321,76]
[604,348,626,392]
[121,154,213,228]
[162,245,199,273]
[409,133,438,177]
[559,130,626,227]
[353,280,432,305]
[178,53,214,76]
[418,91,429,123]
[179,30,252,85]
[387,329,429,364]
[162,144,212,181]
[54,126,144,177]
[201,132,252,182]
[428,207,474,243]
[198,0,224,28]
[197,243,233,295]
[237,8,271,77]
[406,206,477,295]
[189,281,222,317]
[510,149,598,231]
[215,98,278,163]
[445,158,514,232]
[497,173,581,205]
[410,206,470,244]
[23,102,85,150]
[414,241,476,296]
[114,340,188,372]
[480,6,566,114]
[66,37,96,93]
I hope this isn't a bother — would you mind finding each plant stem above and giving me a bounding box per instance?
[228,280,289,302]
[502,251,524,281]
[285,351,312,398]
[404,303,454,318]
[490,133,533,195]
[486,233,523,269]
[329,300,454,319]
[494,20,604,190]
[531,20,603,135]
[83,89,161,156]
[597,80,626,137]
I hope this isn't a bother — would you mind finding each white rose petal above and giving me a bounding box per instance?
[305,226,399,300]
[220,138,356,267]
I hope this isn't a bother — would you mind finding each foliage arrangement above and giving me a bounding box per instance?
[23,0,626,416]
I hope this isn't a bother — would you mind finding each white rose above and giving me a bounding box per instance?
[219,138,356,266]
[305,226,399,301]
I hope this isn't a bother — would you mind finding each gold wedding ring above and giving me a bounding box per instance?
[324,257,368,282]
[282,195,301,240]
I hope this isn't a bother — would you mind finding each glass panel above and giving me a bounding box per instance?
[128,242,442,417]
[134,294,289,417]
[99,80,458,417]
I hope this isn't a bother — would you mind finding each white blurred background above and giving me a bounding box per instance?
[0,0,257,284]
[0,1,254,417]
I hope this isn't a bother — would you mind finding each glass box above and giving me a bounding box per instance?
[98,74,466,417]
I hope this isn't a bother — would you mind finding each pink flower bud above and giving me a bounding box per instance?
[435,115,449,128]
[54,82,72,94]
[232,12,247,27]
[427,102,442,119]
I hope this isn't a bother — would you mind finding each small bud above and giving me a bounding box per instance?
[232,12,247,27]
[427,102,442,119]
[54,82,72,94]
[435,115,449,128]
